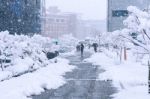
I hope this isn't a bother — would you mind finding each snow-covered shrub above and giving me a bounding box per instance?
[58,34,78,53]
[0,31,52,80]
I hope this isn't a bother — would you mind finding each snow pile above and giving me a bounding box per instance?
[0,58,75,99]
[60,50,76,57]
[0,31,52,81]
[59,34,78,53]
[86,51,150,99]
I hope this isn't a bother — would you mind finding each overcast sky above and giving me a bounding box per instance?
[46,0,107,20]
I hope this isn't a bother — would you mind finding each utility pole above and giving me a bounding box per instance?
[98,34,101,51]
[148,61,150,93]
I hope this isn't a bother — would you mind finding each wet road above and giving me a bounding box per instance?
[32,52,117,99]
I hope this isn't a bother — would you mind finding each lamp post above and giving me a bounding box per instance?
[98,33,101,51]
[148,61,150,93]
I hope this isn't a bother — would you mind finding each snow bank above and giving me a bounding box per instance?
[0,31,76,99]
[86,51,150,99]
[0,58,75,99]
[0,31,52,81]
[59,34,78,53]
[60,50,76,57]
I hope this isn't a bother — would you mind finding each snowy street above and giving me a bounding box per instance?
[86,50,150,99]
[1,0,150,99]
[0,55,75,99]
[32,51,117,99]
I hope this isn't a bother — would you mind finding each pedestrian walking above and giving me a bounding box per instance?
[92,43,98,52]
[76,44,80,52]
[80,43,84,57]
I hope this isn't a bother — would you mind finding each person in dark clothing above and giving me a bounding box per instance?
[92,43,98,52]
[76,44,80,52]
[80,43,84,57]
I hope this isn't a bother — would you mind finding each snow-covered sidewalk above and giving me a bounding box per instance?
[86,51,150,99]
[0,58,75,99]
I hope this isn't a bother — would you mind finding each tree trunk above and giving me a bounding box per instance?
[124,47,127,61]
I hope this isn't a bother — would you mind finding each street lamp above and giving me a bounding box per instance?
[98,33,101,51]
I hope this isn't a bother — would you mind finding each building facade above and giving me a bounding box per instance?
[107,0,150,32]
[0,0,41,35]
[42,7,78,38]
[77,20,106,39]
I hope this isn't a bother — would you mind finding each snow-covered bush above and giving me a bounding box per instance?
[0,31,52,81]
[58,34,78,53]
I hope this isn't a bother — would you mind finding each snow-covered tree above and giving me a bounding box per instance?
[105,6,150,63]
[122,6,150,53]
[0,31,52,79]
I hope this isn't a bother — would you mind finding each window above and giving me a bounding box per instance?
[25,0,28,5]
[112,10,128,17]
[48,18,54,22]
[61,19,64,22]
[56,19,60,22]
[36,0,38,5]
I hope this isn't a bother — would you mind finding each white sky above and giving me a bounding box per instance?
[46,0,107,20]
